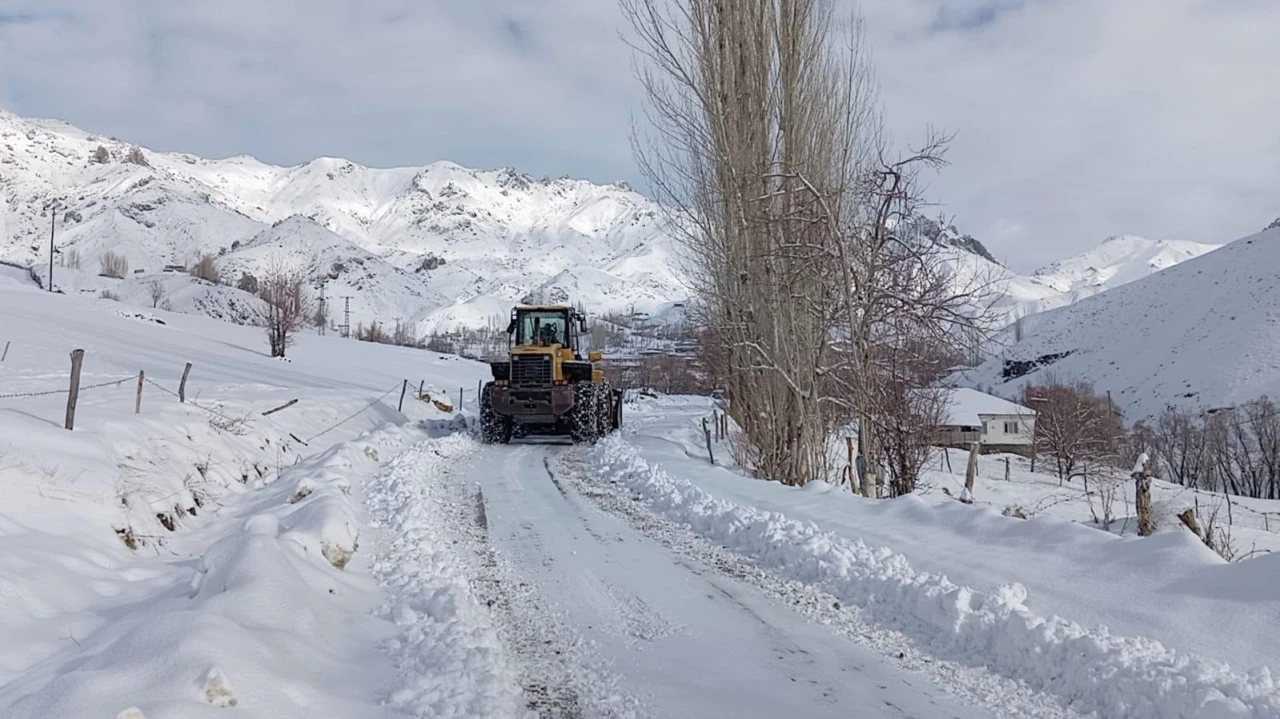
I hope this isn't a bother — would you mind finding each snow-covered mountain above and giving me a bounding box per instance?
[0,109,1220,339]
[974,234,1223,328]
[957,224,1280,420]
[0,110,686,334]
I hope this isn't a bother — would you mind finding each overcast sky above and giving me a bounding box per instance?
[1,0,1276,271]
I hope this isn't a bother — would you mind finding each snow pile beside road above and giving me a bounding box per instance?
[587,435,1280,719]
[365,428,523,718]
[0,425,412,718]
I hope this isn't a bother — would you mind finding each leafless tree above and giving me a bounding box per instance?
[357,321,390,344]
[392,319,418,347]
[879,385,951,497]
[1150,406,1210,488]
[189,254,221,284]
[622,0,996,487]
[312,295,329,330]
[61,249,82,270]
[257,260,312,358]
[148,278,165,308]
[1022,375,1122,482]
[99,251,129,279]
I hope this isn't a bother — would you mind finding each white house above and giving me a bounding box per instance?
[934,387,1036,453]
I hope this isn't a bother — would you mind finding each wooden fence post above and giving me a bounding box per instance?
[1005,457,1011,481]
[963,442,980,502]
[135,370,145,414]
[458,387,463,409]
[418,380,424,400]
[65,349,84,430]
[398,379,408,412]
[702,417,715,465]
[179,362,193,403]
[262,399,298,416]
[1136,459,1155,537]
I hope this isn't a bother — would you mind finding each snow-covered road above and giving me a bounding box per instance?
[412,436,1073,719]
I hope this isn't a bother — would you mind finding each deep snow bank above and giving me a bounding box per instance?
[587,435,1280,719]
[0,424,413,718]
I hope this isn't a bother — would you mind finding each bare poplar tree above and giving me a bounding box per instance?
[623,0,994,487]
[257,260,312,358]
[99,251,129,279]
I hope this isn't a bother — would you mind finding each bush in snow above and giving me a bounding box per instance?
[90,144,111,164]
[235,271,259,294]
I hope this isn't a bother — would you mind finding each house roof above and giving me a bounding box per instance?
[940,387,1035,426]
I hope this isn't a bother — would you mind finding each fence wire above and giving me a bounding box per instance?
[0,376,134,400]
[304,382,404,443]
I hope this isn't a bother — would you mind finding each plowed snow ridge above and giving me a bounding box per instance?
[586,435,1280,719]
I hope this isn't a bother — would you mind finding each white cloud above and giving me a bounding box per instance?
[1,0,1277,270]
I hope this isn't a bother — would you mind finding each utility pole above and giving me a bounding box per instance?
[342,296,352,338]
[47,200,60,293]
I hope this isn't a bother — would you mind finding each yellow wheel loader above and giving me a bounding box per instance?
[479,304,622,444]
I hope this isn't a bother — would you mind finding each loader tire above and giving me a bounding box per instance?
[479,382,511,444]
[569,383,598,444]
[595,382,613,437]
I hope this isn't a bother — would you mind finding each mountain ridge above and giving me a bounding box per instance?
[0,109,1224,338]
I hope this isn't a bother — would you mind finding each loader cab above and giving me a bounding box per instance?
[506,305,587,358]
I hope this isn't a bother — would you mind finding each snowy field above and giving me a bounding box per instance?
[0,275,488,716]
[5,268,1279,718]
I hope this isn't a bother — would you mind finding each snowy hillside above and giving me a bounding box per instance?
[0,110,687,334]
[958,225,1280,420]
[975,234,1223,328]
[1030,234,1221,305]
[1,109,1219,338]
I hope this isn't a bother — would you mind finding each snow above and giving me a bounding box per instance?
[946,234,1221,330]
[462,438,1038,718]
[1,109,1216,338]
[590,396,1280,718]
[0,110,688,333]
[940,386,1036,425]
[0,276,495,716]
[364,429,523,718]
[959,225,1280,419]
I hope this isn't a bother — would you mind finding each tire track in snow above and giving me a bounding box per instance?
[466,444,646,719]
[470,481,586,719]
[556,446,1081,719]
